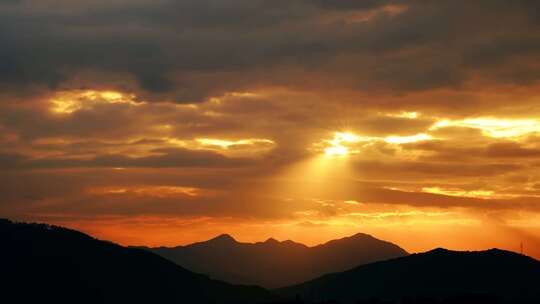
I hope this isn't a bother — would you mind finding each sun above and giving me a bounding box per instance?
[324,145,349,156]
[323,132,361,156]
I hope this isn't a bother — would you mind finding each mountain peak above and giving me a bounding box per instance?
[428,247,452,253]
[319,232,377,247]
[209,234,237,243]
[149,231,408,288]
[350,232,374,239]
[281,248,540,303]
[264,237,279,244]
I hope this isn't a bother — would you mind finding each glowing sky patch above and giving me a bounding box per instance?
[50,90,139,113]
[385,111,420,119]
[430,117,540,138]
[324,145,350,156]
[159,137,276,157]
[323,132,362,156]
[383,134,433,144]
[90,186,201,198]
[320,131,433,156]
[4,0,540,259]
[421,187,495,199]
[197,138,274,149]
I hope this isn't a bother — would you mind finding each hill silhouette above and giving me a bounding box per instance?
[4,218,539,304]
[0,219,274,304]
[278,248,540,303]
[143,232,408,288]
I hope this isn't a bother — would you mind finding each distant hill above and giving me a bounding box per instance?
[0,219,274,304]
[143,232,408,288]
[278,248,540,303]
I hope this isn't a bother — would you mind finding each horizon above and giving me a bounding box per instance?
[134,231,538,259]
[2,1,540,260]
[4,217,540,304]
[5,216,537,259]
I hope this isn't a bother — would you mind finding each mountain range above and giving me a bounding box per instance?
[279,248,540,303]
[142,232,408,288]
[2,218,540,304]
[0,219,273,304]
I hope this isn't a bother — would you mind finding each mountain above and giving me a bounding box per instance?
[278,248,540,303]
[4,218,539,304]
[143,232,408,288]
[0,219,274,304]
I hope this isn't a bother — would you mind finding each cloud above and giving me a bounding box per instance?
[3,0,540,255]
[0,148,252,170]
[485,142,540,158]
[1,0,540,104]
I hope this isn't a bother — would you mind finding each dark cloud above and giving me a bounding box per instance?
[347,186,540,211]
[1,0,540,103]
[485,142,540,158]
[2,0,540,255]
[402,140,540,162]
[313,0,391,10]
[0,148,251,170]
[352,160,522,178]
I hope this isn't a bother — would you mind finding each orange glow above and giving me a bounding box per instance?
[196,138,275,149]
[430,117,540,138]
[318,131,433,156]
[50,90,139,113]
[41,212,540,259]
[89,186,201,197]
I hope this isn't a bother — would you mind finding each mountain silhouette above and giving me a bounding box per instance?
[143,232,408,288]
[0,219,274,304]
[278,248,540,303]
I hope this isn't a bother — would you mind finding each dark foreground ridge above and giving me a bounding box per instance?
[278,247,540,304]
[3,218,540,304]
[0,218,274,304]
[142,232,408,288]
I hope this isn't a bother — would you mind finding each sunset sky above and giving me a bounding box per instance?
[2,0,540,258]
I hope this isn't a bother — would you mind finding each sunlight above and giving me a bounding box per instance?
[383,133,432,144]
[318,131,433,156]
[324,145,349,156]
[421,186,495,199]
[385,111,419,119]
[323,132,363,156]
[431,117,540,138]
[89,186,201,198]
[50,90,138,114]
[196,138,274,149]
[266,152,355,206]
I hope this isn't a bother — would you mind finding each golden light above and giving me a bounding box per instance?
[334,132,361,142]
[319,131,433,156]
[196,138,274,149]
[421,186,494,198]
[50,90,139,114]
[196,138,276,157]
[430,117,540,138]
[162,137,276,157]
[90,186,201,198]
[383,133,432,144]
[209,91,262,104]
[323,132,363,156]
[324,145,349,156]
[386,111,419,119]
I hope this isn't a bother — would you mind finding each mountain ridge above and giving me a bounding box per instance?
[278,246,540,303]
[142,231,409,288]
[3,218,540,303]
[0,218,274,304]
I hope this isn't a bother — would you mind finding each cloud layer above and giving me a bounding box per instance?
[2,0,540,257]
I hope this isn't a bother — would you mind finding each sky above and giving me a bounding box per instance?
[2,0,540,258]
